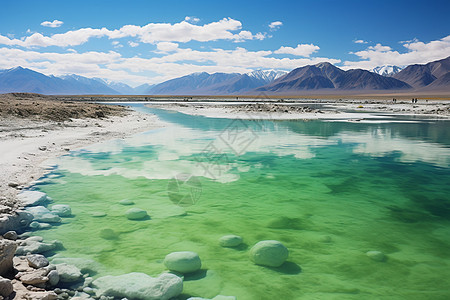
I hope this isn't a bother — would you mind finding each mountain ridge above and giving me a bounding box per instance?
[0,56,449,95]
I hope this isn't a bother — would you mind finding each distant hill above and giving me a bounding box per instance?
[59,75,119,94]
[0,67,152,95]
[147,70,286,95]
[0,67,74,94]
[393,56,450,89]
[254,62,411,93]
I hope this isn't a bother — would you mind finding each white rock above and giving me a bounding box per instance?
[219,235,243,247]
[17,191,48,207]
[25,206,61,223]
[249,240,289,267]
[93,272,182,300]
[164,251,201,273]
[55,263,82,283]
[17,268,49,285]
[366,250,386,262]
[51,205,72,217]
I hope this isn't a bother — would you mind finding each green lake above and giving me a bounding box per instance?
[33,105,450,299]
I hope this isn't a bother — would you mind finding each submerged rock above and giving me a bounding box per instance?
[55,263,82,283]
[249,240,289,267]
[91,211,107,217]
[30,221,53,230]
[25,206,61,223]
[125,208,148,220]
[51,257,102,275]
[17,191,48,207]
[219,235,243,247]
[119,199,135,205]
[366,250,386,262]
[16,237,62,255]
[99,228,118,240]
[51,204,72,217]
[164,251,201,274]
[92,272,182,300]
[187,296,236,300]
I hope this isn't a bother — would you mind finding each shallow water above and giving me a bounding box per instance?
[34,105,450,299]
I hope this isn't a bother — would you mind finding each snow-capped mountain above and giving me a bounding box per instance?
[247,70,287,83]
[372,65,403,77]
[93,78,137,95]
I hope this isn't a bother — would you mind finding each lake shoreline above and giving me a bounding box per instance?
[0,94,164,216]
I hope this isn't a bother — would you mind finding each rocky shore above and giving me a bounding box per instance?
[0,94,164,299]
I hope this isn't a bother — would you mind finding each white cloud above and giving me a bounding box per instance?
[269,21,283,30]
[0,18,264,48]
[41,20,63,28]
[354,39,367,44]
[185,16,200,23]
[128,41,139,47]
[0,41,341,86]
[367,43,392,52]
[156,42,179,52]
[343,35,450,70]
[274,43,320,57]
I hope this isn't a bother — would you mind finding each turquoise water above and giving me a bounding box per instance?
[34,105,450,299]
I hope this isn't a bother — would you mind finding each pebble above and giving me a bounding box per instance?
[119,199,134,205]
[125,208,148,220]
[7,182,19,188]
[219,235,243,247]
[3,231,18,241]
[366,250,386,262]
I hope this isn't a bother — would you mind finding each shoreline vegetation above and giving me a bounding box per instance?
[0,92,449,299]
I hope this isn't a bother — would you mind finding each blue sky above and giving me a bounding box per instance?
[0,0,449,86]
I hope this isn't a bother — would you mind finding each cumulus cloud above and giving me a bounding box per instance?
[185,16,200,23]
[0,43,341,86]
[343,35,450,70]
[41,20,63,28]
[367,43,392,52]
[274,43,320,57]
[156,42,179,52]
[354,39,367,44]
[0,18,264,48]
[128,41,139,47]
[269,21,283,30]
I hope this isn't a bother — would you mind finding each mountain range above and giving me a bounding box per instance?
[0,56,449,95]
[148,70,286,95]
